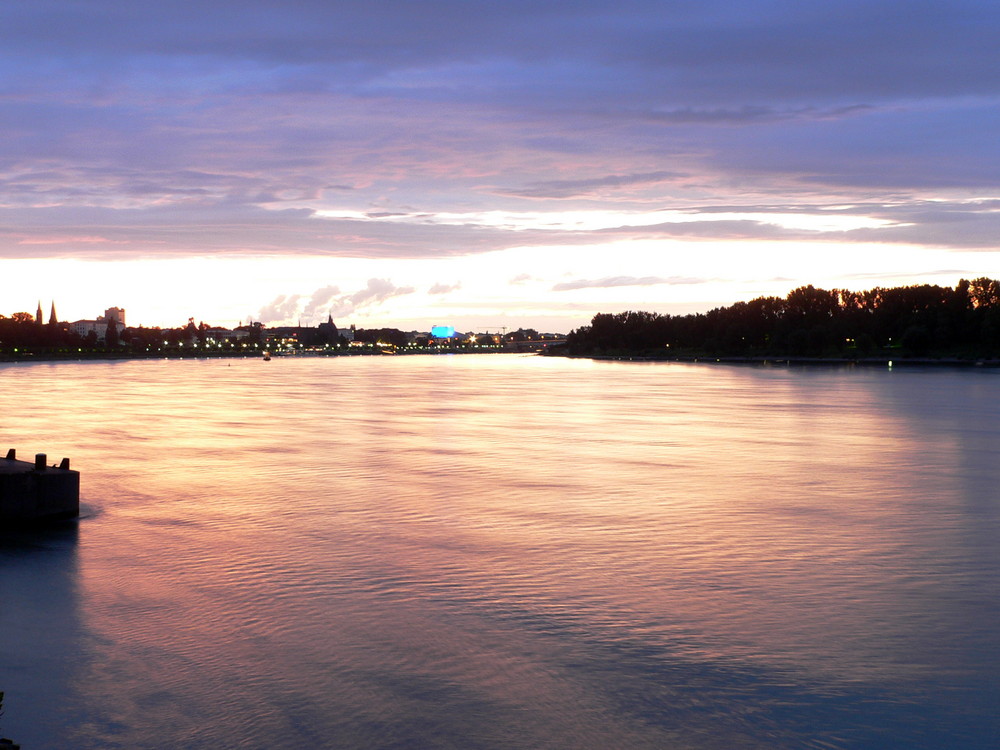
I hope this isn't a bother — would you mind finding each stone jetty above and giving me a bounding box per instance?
[0,449,79,524]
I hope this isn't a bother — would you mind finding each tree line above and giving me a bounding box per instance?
[564,278,1000,359]
[0,315,263,354]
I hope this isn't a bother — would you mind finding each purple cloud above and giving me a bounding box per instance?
[0,0,999,265]
[256,294,302,323]
[428,282,461,294]
[254,280,416,325]
[302,285,341,321]
[495,171,685,200]
[329,278,415,318]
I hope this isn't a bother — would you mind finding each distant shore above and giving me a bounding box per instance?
[0,350,249,363]
[559,281,1000,365]
[549,351,1000,367]
[0,348,518,364]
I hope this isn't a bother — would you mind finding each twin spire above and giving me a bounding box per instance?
[36,301,58,325]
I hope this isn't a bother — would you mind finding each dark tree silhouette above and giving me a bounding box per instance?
[105,319,120,347]
[353,328,408,347]
[565,279,1000,360]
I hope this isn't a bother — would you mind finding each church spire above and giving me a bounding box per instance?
[49,301,58,326]
[36,300,43,325]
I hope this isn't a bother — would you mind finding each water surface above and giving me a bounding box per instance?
[1,355,998,748]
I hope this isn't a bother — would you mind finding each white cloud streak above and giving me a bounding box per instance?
[552,276,709,292]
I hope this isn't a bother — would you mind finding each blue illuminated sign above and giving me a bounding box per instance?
[430,325,456,338]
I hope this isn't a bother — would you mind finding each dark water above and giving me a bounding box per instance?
[1,355,998,749]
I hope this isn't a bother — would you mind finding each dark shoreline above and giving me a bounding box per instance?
[0,351,249,363]
[0,348,513,364]
[548,352,1000,368]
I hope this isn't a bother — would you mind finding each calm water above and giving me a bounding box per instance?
[1,355,998,749]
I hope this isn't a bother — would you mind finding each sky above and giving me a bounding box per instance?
[3,0,1000,332]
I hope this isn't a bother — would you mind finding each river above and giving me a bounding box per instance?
[1,355,998,748]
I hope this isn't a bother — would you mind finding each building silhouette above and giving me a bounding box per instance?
[71,307,126,343]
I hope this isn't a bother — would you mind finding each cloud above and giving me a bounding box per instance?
[0,202,525,261]
[254,279,416,325]
[552,276,707,292]
[636,104,875,125]
[302,285,340,320]
[428,282,461,294]
[496,171,684,199]
[2,0,1000,268]
[7,1,998,109]
[256,294,302,323]
[596,219,803,242]
[329,278,415,318]
[841,268,976,282]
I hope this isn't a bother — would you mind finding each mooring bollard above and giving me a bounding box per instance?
[34,453,47,471]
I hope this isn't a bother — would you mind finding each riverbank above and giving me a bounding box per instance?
[547,351,1000,367]
[0,350,249,363]
[0,347,515,364]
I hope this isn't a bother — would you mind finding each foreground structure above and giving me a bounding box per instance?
[0,450,79,524]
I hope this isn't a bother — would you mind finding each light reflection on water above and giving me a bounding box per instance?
[1,355,999,748]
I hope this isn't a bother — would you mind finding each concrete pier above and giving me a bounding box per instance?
[0,449,79,524]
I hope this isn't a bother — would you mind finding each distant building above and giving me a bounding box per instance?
[203,327,249,343]
[103,307,125,327]
[71,307,126,343]
[234,322,264,342]
[263,317,347,348]
[317,315,340,345]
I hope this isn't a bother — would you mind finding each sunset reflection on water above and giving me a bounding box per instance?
[2,355,998,749]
